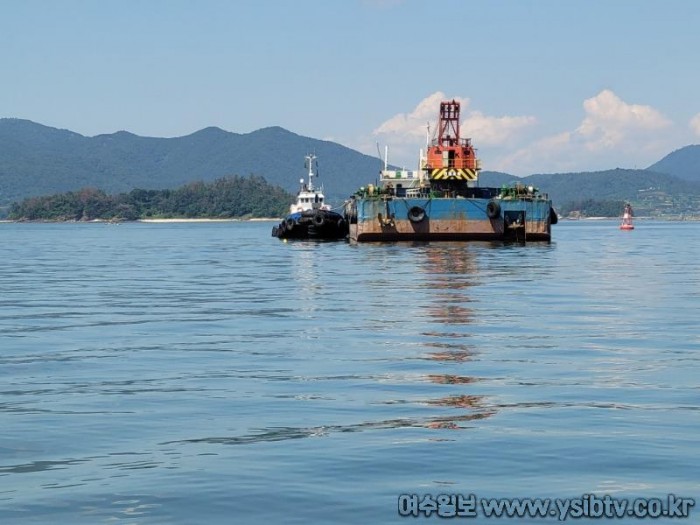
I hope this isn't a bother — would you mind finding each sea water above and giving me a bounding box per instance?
[0,221,698,524]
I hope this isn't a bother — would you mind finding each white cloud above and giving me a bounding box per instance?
[462,112,536,147]
[690,113,700,136]
[370,92,536,167]
[373,92,534,145]
[362,89,680,175]
[495,90,674,174]
[493,132,573,174]
[576,89,671,151]
[372,91,468,139]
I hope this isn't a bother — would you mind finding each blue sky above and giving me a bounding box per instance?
[3,0,700,175]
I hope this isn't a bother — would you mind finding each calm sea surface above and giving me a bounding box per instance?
[0,220,698,524]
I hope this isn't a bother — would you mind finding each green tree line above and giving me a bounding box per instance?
[8,175,293,221]
[558,199,626,217]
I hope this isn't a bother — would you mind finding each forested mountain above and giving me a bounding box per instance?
[526,169,700,216]
[483,168,700,215]
[0,119,383,206]
[479,171,519,187]
[647,145,700,182]
[2,118,700,218]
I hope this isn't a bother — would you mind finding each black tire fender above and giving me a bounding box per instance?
[550,207,558,225]
[486,200,501,219]
[285,217,295,230]
[407,206,426,223]
[312,211,325,226]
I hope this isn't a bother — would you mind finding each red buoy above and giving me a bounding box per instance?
[620,203,634,230]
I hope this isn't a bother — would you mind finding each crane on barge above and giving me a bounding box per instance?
[425,100,481,197]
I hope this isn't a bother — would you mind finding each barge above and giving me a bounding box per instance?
[344,100,557,242]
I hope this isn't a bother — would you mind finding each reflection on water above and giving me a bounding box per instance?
[163,407,496,446]
[423,413,493,430]
[289,242,324,309]
[426,394,484,409]
[410,243,488,428]
[422,348,474,361]
[418,243,477,325]
[1,222,699,524]
[0,459,89,475]
[426,374,476,384]
[418,243,479,276]
[427,305,474,324]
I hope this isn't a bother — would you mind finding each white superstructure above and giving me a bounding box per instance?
[290,154,331,214]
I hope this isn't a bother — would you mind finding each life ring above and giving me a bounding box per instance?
[486,200,501,219]
[285,218,295,230]
[407,206,426,223]
[312,211,325,226]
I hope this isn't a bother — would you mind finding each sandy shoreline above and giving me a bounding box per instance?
[0,218,282,224]
[137,218,281,223]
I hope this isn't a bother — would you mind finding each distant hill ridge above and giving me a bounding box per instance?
[0,118,384,206]
[647,145,700,182]
[2,118,700,214]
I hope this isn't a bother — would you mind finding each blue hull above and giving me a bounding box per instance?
[347,196,554,242]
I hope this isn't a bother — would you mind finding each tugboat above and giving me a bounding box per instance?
[344,99,556,242]
[272,154,348,240]
[620,203,635,230]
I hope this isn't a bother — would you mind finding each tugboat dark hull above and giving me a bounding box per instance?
[272,209,348,240]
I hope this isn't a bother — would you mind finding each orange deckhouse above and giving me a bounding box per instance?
[425,100,480,181]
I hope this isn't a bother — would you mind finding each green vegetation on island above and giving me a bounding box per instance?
[482,169,700,218]
[3,118,700,219]
[8,175,293,221]
[556,199,626,218]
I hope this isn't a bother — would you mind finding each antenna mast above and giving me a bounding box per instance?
[305,153,316,191]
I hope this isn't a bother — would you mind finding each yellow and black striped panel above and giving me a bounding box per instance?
[429,168,479,181]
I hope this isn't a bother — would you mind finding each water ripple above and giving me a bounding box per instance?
[1,221,698,524]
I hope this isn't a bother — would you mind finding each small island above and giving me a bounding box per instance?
[8,175,294,222]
